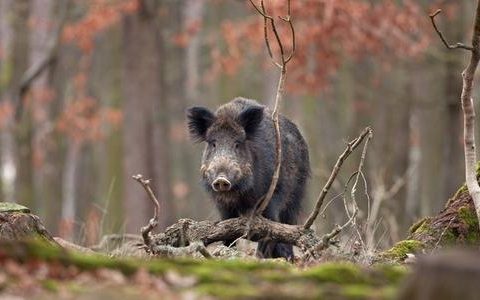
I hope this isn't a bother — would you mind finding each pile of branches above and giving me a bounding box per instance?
[135,124,372,260]
[135,0,373,261]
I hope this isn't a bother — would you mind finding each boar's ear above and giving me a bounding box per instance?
[238,106,264,138]
[186,106,215,142]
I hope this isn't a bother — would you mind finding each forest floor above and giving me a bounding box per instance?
[3,178,480,300]
[0,239,408,300]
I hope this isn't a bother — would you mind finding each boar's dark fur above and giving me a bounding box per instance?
[186,97,310,260]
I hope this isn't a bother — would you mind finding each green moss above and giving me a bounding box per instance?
[381,240,424,261]
[0,202,30,213]
[303,263,365,284]
[409,218,429,234]
[41,279,59,293]
[440,228,458,245]
[0,239,408,299]
[25,238,63,259]
[410,218,433,236]
[458,206,479,228]
[457,206,480,244]
[373,265,408,284]
[341,284,377,299]
[65,282,86,294]
[69,252,138,275]
[196,283,259,298]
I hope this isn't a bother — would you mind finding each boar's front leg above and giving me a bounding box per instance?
[257,200,295,261]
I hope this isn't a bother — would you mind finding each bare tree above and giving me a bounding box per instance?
[122,1,173,232]
[430,3,480,225]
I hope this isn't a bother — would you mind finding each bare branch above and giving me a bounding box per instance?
[248,0,273,19]
[429,9,474,51]
[251,0,295,216]
[461,0,480,226]
[132,174,160,249]
[432,1,480,226]
[303,207,358,260]
[303,127,373,230]
[259,1,282,68]
[351,130,372,204]
[279,14,295,63]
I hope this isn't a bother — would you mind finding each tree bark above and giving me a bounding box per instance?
[460,1,480,222]
[8,0,32,207]
[60,140,81,240]
[122,4,171,232]
[29,0,55,217]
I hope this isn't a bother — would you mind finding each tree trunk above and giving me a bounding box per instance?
[29,0,54,216]
[177,0,206,218]
[122,4,171,232]
[7,0,32,207]
[60,140,81,240]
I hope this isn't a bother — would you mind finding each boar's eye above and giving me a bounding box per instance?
[234,141,241,149]
[208,140,216,148]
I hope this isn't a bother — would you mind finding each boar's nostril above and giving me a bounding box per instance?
[212,177,231,192]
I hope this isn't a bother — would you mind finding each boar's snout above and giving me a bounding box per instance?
[212,176,232,192]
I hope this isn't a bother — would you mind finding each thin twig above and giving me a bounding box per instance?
[248,0,273,19]
[132,174,160,250]
[342,171,360,220]
[303,207,358,260]
[319,192,345,217]
[259,0,281,68]
[429,9,474,51]
[250,0,295,216]
[351,129,373,211]
[348,129,373,250]
[303,127,373,229]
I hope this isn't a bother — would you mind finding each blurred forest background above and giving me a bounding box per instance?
[0,0,476,249]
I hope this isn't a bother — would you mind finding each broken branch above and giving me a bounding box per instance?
[303,127,373,230]
[251,0,295,216]
[132,174,160,249]
[429,9,474,51]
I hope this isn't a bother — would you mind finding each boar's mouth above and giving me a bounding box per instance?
[204,175,251,195]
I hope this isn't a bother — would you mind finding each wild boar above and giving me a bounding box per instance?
[186,97,310,260]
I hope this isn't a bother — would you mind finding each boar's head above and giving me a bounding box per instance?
[186,104,264,196]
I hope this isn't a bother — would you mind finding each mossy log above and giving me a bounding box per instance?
[382,183,480,262]
[0,239,408,299]
[0,202,57,245]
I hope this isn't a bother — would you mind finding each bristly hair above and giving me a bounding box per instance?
[186,106,215,142]
[237,106,264,139]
